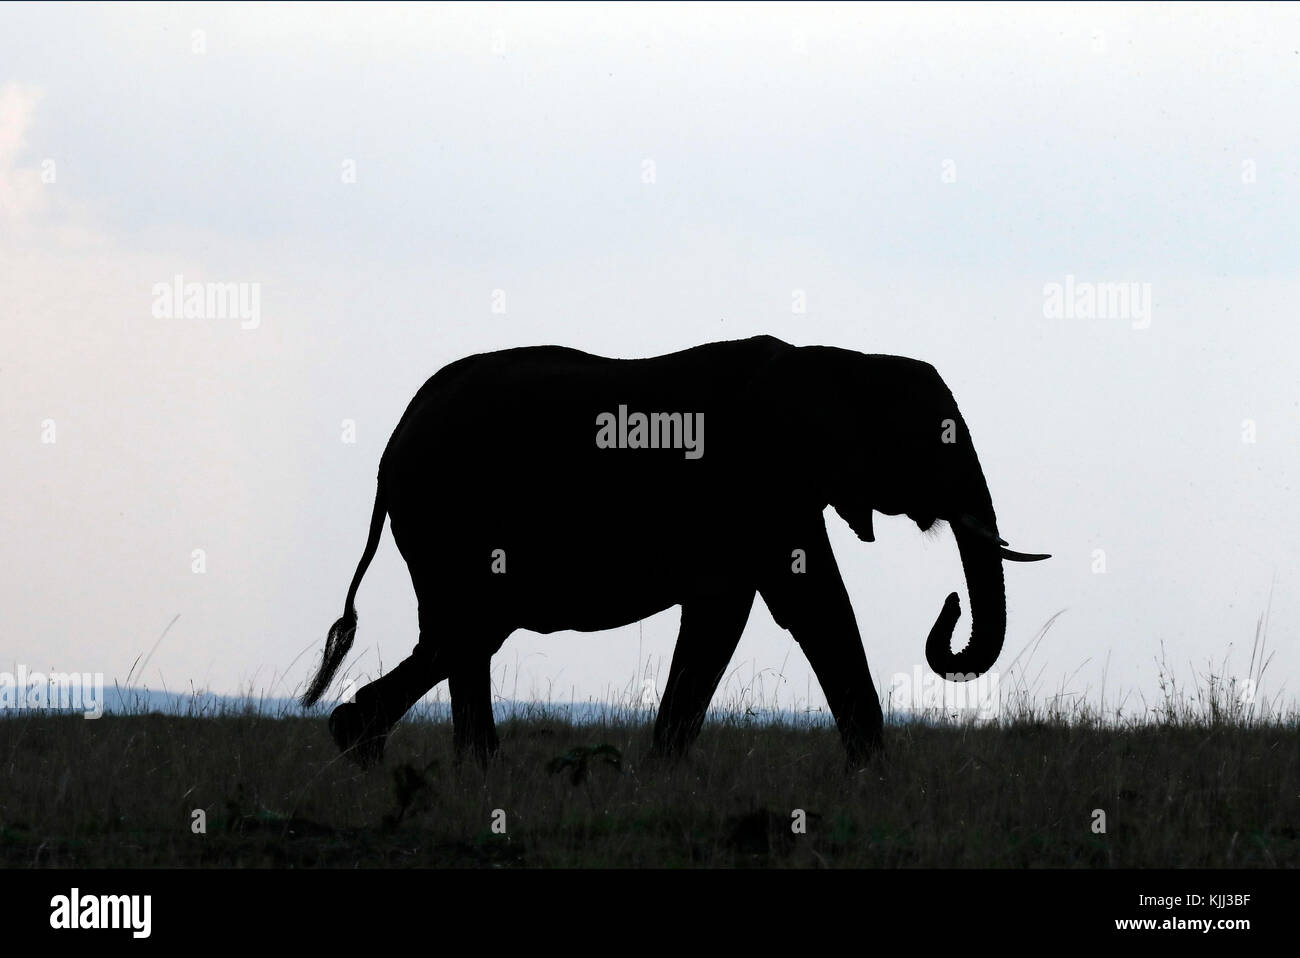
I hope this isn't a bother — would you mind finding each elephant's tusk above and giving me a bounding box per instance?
[962,513,1048,559]
[999,547,1051,562]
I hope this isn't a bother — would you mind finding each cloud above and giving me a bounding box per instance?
[0,82,46,224]
[0,81,107,249]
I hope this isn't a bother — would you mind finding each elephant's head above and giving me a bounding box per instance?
[763,345,1050,682]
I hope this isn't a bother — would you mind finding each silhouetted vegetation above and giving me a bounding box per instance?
[2,680,1295,867]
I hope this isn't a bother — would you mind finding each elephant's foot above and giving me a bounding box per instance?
[647,740,688,766]
[844,733,886,771]
[651,713,707,761]
[329,701,391,769]
[452,739,499,771]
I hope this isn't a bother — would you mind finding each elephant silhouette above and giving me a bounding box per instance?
[302,335,1049,767]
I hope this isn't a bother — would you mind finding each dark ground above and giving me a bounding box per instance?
[2,705,1296,867]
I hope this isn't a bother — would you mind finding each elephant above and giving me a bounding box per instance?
[302,335,1049,768]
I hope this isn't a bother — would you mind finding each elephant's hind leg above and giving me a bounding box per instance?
[652,588,755,757]
[330,598,506,768]
[450,656,500,768]
[331,648,451,768]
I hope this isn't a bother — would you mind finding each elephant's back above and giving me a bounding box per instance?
[378,336,790,545]
[382,335,792,464]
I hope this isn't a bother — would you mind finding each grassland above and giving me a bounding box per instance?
[1,687,1296,868]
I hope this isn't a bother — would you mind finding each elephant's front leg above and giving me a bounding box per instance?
[653,588,755,757]
[759,527,884,765]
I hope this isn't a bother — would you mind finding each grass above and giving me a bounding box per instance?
[1,691,1295,867]
[2,609,1294,867]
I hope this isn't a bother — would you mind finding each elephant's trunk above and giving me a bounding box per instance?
[924,502,1007,681]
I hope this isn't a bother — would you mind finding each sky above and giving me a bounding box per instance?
[2,1,1296,721]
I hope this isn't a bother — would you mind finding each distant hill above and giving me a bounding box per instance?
[8,686,845,727]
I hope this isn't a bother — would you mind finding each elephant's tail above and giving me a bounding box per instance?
[301,477,388,707]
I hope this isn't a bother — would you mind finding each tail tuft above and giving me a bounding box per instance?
[301,609,358,707]
[302,477,386,708]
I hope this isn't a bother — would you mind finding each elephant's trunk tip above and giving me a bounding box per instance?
[924,592,963,676]
[924,591,995,681]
